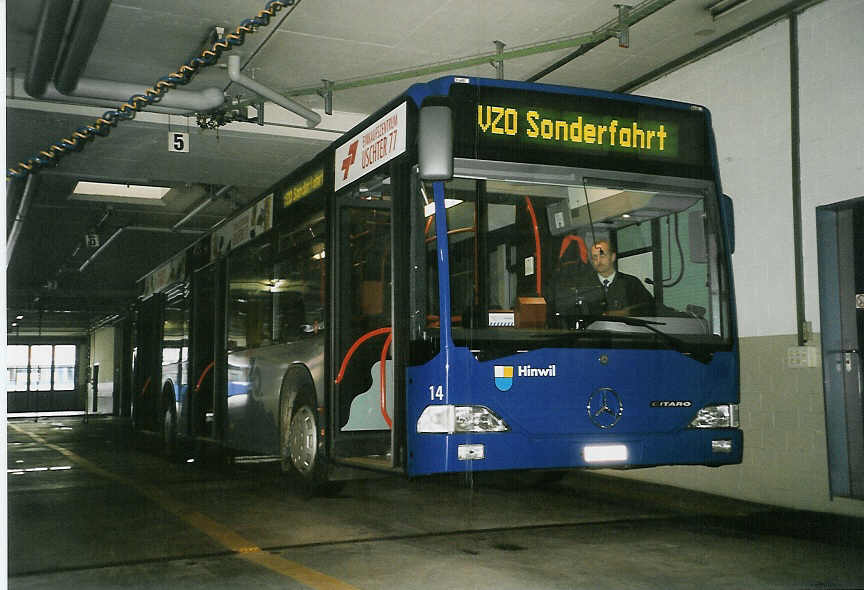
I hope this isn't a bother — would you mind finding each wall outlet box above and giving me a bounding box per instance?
[787,346,819,368]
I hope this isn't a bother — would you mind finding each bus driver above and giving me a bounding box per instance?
[587,240,654,315]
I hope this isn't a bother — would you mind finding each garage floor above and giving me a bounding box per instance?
[7,417,864,589]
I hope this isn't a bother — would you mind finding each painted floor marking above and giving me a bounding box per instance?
[9,424,359,590]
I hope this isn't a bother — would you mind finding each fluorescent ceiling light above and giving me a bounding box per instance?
[72,181,171,203]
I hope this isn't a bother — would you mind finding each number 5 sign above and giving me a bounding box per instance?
[169,132,189,153]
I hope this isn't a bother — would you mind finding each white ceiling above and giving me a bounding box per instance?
[4,0,810,333]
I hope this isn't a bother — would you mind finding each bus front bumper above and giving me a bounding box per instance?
[407,428,743,476]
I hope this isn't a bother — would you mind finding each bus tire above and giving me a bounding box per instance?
[281,391,328,492]
[161,396,178,459]
[130,400,145,450]
[130,399,139,431]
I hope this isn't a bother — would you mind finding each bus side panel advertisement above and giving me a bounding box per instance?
[211,194,274,260]
[143,253,187,299]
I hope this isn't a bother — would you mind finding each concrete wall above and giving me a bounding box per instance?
[600,0,864,517]
[89,327,115,414]
[798,0,864,325]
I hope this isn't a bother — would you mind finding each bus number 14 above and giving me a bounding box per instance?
[429,385,444,401]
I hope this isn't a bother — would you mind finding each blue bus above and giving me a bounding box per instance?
[132,76,740,488]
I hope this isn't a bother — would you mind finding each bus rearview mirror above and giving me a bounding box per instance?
[418,106,453,181]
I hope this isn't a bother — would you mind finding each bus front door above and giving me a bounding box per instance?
[330,184,399,470]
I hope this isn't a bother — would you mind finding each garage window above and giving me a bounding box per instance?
[6,344,77,392]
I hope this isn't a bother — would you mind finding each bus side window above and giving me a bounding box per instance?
[228,241,274,351]
[244,297,272,349]
[273,226,326,343]
[275,291,305,341]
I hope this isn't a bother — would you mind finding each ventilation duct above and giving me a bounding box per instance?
[24,0,71,98]
[54,0,112,94]
[14,77,225,113]
[23,0,224,113]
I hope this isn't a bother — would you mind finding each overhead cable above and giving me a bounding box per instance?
[280,0,674,98]
[7,0,297,179]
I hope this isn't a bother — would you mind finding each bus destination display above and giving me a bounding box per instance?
[477,105,673,157]
[452,85,711,179]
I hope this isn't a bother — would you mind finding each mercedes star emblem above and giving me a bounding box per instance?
[587,387,623,429]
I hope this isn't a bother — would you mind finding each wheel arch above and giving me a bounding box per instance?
[278,363,318,420]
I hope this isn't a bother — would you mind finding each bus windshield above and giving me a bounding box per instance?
[423,175,731,353]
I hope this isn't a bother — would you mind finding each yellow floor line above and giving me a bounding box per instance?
[10,424,359,590]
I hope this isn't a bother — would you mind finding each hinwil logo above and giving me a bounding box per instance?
[494,364,557,391]
[517,364,557,377]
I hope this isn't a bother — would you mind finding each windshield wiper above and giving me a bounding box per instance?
[581,315,713,364]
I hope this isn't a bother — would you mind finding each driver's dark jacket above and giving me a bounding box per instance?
[552,268,654,315]
[594,272,654,312]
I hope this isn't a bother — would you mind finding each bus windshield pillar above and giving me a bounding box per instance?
[432,180,454,361]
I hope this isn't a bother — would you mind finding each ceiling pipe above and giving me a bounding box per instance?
[78,226,204,272]
[6,175,39,267]
[173,185,233,230]
[525,38,607,83]
[21,0,223,113]
[77,227,123,272]
[526,0,669,82]
[124,226,205,235]
[12,75,225,113]
[54,0,112,94]
[6,176,23,227]
[75,77,225,111]
[25,0,72,97]
[227,55,320,127]
[278,0,673,98]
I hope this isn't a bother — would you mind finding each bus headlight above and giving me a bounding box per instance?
[688,404,739,428]
[417,405,509,433]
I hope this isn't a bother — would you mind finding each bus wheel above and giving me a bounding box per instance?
[130,400,139,431]
[162,406,177,459]
[281,394,329,493]
[289,404,318,475]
